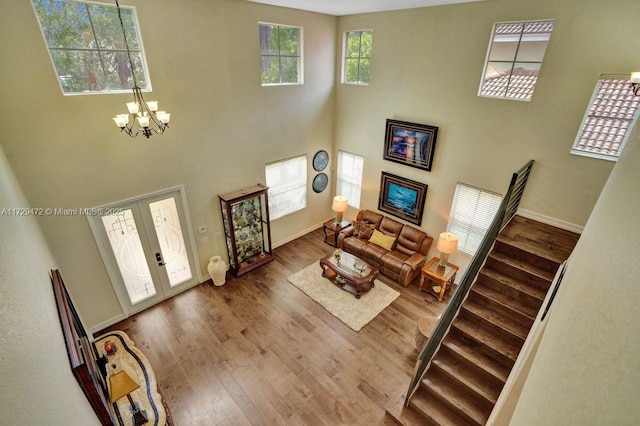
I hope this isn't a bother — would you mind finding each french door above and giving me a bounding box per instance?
[88,186,199,316]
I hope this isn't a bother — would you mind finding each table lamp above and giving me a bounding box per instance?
[108,364,148,425]
[437,232,458,268]
[332,196,348,226]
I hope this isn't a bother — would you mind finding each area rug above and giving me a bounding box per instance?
[287,262,400,332]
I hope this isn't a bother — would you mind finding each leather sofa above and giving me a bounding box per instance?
[337,210,433,287]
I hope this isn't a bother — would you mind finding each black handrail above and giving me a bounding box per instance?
[404,160,534,405]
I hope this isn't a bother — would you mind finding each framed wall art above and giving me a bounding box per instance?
[378,172,428,225]
[383,119,438,171]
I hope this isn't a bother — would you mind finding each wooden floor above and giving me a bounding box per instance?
[100,228,449,425]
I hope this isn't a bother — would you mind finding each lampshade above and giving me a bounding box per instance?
[108,369,140,403]
[332,196,348,213]
[437,232,458,254]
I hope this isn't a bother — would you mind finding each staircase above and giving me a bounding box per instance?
[386,215,580,425]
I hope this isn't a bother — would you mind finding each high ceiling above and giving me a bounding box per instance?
[246,0,484,17]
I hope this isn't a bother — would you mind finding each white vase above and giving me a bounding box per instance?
[207,255,226,286]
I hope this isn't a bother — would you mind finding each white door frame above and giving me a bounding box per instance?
[87,185,201,317]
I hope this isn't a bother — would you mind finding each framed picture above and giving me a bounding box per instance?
[378,172,428,225]
[383,119,438,171]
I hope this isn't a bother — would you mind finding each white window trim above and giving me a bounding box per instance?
[259,22,304,86]
[31,0,151,96]
[341,29,372,86]
[336,150,364,209]
[478,19,554,102]
[265,154,308,220]
[446,183,502,257]
[570,76,640,162]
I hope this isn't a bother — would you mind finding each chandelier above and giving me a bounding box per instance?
[112,0,170,138]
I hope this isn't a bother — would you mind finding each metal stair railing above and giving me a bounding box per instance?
[404,160,535,405]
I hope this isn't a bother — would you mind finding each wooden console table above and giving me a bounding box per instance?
[419,257,458,302]
[94,331,172,426]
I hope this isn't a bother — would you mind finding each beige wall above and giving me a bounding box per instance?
[505,108,640,425]
[334,0,638,270]
[1,0,638,330]
[0,145,100,425]
[0,0,337,328]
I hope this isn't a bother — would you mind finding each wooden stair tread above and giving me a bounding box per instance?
[441,335,510,383]
[480,266,548,301]
[507,215,580,249]
[453,316,520,363]
[385,390,437,426]
[421,370,491,426]
[471,282,540,321]
[487,250,556,284]
[461,301,529,342]
[410,389,470,426]
[432,353,500,404]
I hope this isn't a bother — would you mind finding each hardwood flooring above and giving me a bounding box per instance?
[100,228,449,425]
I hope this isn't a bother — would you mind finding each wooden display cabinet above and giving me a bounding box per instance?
[219,184,273,276]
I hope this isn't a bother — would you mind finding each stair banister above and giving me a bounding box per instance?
[404,160,535,406]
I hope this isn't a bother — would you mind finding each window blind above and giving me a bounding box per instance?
[447,183,502,256]
[265,155,307,220]
[336,151,364,208]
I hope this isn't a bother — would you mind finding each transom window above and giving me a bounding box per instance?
[446,183,502,256]
[336,151,364,208]
[571,77,640,161]
[31,0,149,95]
[479,20,554,101]
[259,23,302,85]
[265,155,307,220]
[343,30,372,85]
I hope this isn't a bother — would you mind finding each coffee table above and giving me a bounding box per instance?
[319,250,379,299]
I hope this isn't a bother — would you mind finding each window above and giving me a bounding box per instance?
[336,151,364,208]
[571,77,640,161]
[31,0,149,95]
[259,23,302,85]
[446,183,502,256]
[479,20,554,101]
[265,155,307,220]
[343,30,372,85]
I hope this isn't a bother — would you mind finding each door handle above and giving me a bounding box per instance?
[155,252,166,266]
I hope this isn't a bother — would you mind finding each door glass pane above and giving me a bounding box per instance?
[149,197,193,287]
[102,210,156,304]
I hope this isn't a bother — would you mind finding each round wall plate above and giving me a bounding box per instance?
[312,173,328,193]
[313,150,329,171]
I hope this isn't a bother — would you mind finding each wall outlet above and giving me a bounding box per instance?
[215,231,222,238]
[200,236,209,243]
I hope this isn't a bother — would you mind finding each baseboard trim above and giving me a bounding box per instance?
[273,222,324,248]
[90,314,126,335]
[516,209,584,234]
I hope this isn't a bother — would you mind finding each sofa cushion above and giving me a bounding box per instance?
[342,235,368,257]
[369,229,397,251]
[361,240,389,264]
[359,210,384,227]
[352,220,375,239]
[380,250,410,275]
[378,217,403,237]
[395,226,428,256]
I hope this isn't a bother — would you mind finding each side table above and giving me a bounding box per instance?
[322,218,351,247]
[419,257,459,302]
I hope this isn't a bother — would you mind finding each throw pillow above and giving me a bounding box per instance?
[368,229,397,251]
[352,220,375,239]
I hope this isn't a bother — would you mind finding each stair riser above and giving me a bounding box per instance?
[485,255,552,291]
[468,287,535,330]
[413,384,483,426]
[478,270,545,308]
[494,240,560,274]
[459,307,526,348]
[432,355,502,403]
[441,336,510,383]
[450,327,515,372]
[419,372,491,426]
[439,344,505,392]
